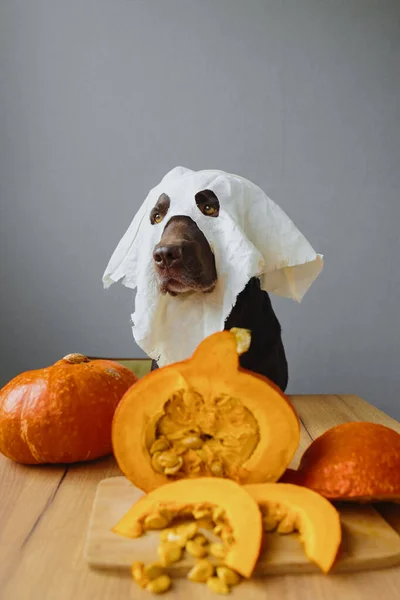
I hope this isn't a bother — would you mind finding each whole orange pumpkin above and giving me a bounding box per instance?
[0,353,138,464]
[280,422,400,501]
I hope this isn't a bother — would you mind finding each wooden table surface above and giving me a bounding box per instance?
[1,394,400,600]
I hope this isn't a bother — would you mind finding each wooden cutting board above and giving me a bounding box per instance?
[85,476,400,576]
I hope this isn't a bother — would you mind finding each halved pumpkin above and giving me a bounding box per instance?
[282,422,400,501]
[112,329,300,492]
[113,477,262,578]
[245,483,341,573]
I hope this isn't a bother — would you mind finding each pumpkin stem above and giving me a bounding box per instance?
[62,353,90,364]
[229,328,252,356]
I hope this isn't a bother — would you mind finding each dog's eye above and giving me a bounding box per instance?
[203,204,216,216]
[195,189,220,218]
[153,212,163,224]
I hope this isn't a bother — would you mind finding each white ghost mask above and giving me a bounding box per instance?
[103,166,323,366]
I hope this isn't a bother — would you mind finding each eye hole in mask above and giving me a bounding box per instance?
[150,193,170,225]
[195,189,220,218]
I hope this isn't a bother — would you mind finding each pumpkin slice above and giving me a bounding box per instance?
[245,483,341,573]
[281,422,400,501]
[113,477,262,578]
[112,329,300,492]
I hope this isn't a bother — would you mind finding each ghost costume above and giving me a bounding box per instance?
[103,167,323,366]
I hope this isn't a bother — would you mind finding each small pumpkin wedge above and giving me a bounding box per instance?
[281,422,400,501]
[113,477,262,578]
[112,329,300,492]
[245,483,341,573]
[0,353,137,464]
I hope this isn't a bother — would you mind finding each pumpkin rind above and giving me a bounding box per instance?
[245,483,341,573]
[282,422,400,501]
[0,356,137,464]
[112,330,300,492]
[113,477,262,578]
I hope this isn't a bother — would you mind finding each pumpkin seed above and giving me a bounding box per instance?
[157,450,181,468]
[277,513,297,534]
[164,456,183,475]
[215,395,232,407]
[131,561,147,588]
[221,529,235,545]
[209,543,227,559]
[159,508,173,522]
[207,576,230,595]
[210,460,224,477]
[271,504,285,521]
[171,443,187,456]
[262,514,279,532]
[144,513,170,530]
[151,452,166,474]
[216,566,240,586]
[163,522,198,548]
[176,521,198,540]
[131,561,144,579]
[150,438,170,455]
[146,574,172,594]
[187,559,214,583]
[181,435,203,449]
[196,448,208,462]
[212,507,225,522]
[193,506,212,520]
[167,428,194,441]
[143,563,165,581]
[186,539,208,558]
[159,527,176,542]
[157,541,182,566]
[169,532,187,547]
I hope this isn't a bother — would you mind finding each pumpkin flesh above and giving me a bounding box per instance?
[245,483,341,573]
[112,330,300,492]
[113,477,262,578]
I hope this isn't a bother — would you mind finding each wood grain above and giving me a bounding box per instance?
[1,395,400,600]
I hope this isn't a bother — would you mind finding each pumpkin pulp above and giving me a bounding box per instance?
[149,386,260,479]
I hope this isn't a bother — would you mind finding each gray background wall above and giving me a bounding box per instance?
[1,0,399,417]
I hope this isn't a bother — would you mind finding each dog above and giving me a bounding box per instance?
[150,189,289,391]
[103,167,322,383]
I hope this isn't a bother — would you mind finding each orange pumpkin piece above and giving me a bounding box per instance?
[0,353,137,464]
[245,483,341,573]
[113,477,262,578]
[112,329,300,492]
[281,422,400,501]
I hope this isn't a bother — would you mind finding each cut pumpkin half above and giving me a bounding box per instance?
[112,329,300,492]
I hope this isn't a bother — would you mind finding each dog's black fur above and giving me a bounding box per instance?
[151,277,288,391]
[224,277,288,391]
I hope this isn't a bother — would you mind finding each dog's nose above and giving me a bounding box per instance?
[153,245,183,269]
